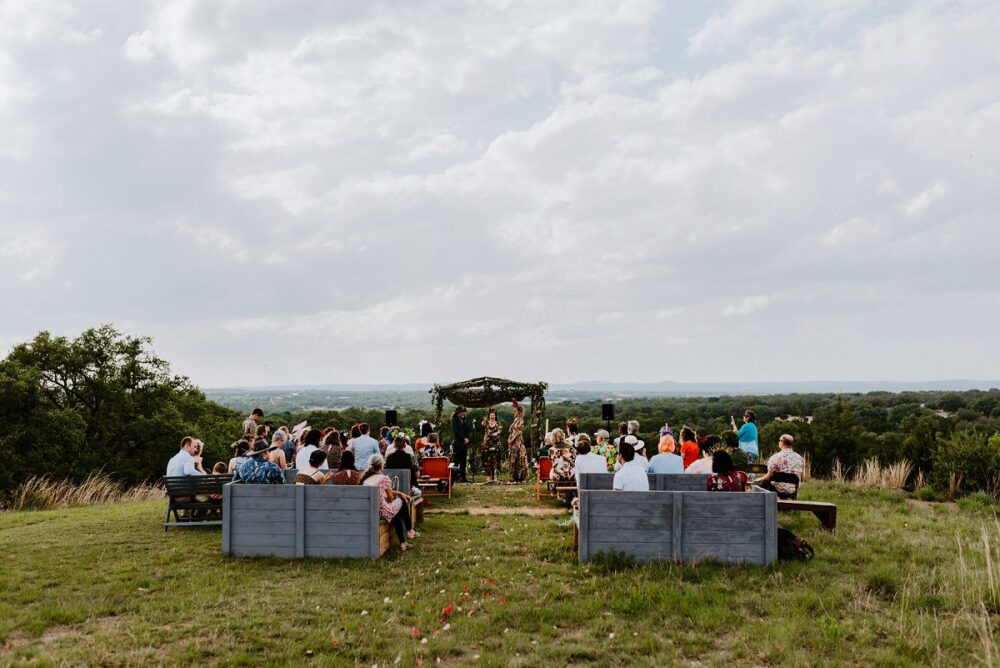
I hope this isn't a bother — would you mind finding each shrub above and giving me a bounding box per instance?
[931,430,1000,495]
[913,486,943,503]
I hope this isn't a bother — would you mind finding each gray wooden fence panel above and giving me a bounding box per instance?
[578,473,708,492]
[222,484,232,554]
[223,482,383,559]
[579,489,777,566]
[384,469,412,494]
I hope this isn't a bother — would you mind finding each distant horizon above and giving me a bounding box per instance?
[204,378,1000,393]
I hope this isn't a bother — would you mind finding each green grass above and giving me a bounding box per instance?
[1,481,998,666]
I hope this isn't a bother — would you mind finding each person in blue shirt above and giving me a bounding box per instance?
[166,436,205,477]
[731,410,759,463]
[350,423,382,473]
[647,447,684,473]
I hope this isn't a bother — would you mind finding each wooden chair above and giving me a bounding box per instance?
[535,457,552,500]
[163,474,232,530]
[418,456,452,499]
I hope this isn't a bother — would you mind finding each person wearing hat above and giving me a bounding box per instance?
[233,439,284,484]
[614,435,649,472]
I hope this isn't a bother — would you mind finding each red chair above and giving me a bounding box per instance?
[419,456,452,499]
[536,456,552,500]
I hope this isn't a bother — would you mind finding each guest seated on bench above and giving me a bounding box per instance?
[386,436,422,499]
[420,433,443,459]
[685,435,719,475]
[295,450,335,485]
[361,454,419,551]
[228,439,250,474]
[548,428,576,484]
[612,441,649,491]
[754,434,803,497]
[647,434,684,474]
[330,451,363,485]
[167,436,206,478]
[707,450,748,492]
[233,440,284,484]
[573,434,608,487]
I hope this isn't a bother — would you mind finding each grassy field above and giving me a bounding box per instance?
[2,481,999,667]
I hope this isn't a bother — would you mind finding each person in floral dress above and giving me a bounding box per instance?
[507,400,528,482]
[480,408,504,481]
[548,428,576,482]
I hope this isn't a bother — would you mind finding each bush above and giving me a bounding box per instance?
[913,486,943,502]
[931,430,1000,495]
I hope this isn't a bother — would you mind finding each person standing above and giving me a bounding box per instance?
[349,423,381,473]
[507,400,528,482]
[243,408,264,440]
[451,406,471,483]
[480,408,503,482]
[731,410,760,463]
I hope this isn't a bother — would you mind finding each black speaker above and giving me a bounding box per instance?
[385,410,398,427]
[601,403,615,421]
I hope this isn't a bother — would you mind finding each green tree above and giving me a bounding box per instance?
[0,325,240,495]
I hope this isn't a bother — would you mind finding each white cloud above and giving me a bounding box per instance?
[123,30,156,62]
[0,0,998,385]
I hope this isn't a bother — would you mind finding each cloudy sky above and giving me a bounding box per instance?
[1,0,998,387]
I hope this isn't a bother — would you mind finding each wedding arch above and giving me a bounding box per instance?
[430,377,548,452]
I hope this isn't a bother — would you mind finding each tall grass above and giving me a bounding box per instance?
[5,473,163,511]
[849,457,913,490]
[953,522,1000,665]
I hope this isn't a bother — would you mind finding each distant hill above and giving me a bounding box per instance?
[203,379,1000,412]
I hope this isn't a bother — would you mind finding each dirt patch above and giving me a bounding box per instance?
[426,506,567,517]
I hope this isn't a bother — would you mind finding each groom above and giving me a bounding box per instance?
[451,405,471,483]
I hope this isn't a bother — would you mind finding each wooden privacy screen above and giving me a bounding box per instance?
[577,488,778,566]
[222,483,385,559]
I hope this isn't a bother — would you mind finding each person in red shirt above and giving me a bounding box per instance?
[680,427,700,469]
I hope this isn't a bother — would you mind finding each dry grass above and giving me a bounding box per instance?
[850,457,913,490]
[5,474,163,511]
[830,458,847,484]
[953,521,1000,665]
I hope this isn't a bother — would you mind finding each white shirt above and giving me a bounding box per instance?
[613,461,650,491]
[574,452,609,487]
[685,457,713,475]
[166,449,203,477]
[616,453,650,472]
[295,445,329,471]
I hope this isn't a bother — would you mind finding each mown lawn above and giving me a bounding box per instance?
[1,481,998,667]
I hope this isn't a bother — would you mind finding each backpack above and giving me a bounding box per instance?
[777,526,815,561]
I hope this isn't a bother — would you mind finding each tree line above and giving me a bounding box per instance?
[2,325,999,499]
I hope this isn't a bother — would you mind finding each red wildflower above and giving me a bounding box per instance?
[410,629,422,639]
[441,604,454,617]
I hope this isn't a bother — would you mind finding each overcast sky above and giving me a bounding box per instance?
[1,0,998,388]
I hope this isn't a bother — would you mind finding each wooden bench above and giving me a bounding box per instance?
[577,488,777,565]
[163,474,232,530]
[577,472,708,492]
[222,483,393,558]
[282,467,423,526]
[778,499,837,531]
